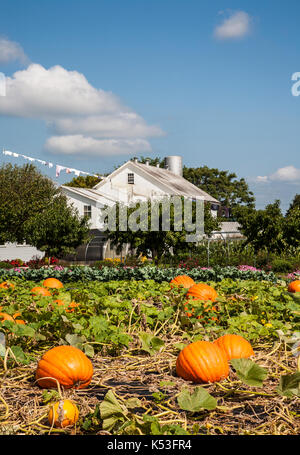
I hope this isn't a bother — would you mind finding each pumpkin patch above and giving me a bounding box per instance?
[0,274,298,435]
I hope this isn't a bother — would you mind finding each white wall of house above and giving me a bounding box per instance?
[0,243,45,262]
[99,164,168,203]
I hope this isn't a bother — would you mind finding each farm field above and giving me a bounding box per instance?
[0,274,299,436]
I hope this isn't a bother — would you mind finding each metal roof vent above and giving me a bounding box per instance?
[164,155,182,176]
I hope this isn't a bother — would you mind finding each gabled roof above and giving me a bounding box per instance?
[93,160,220,204]
[61,185,119,203]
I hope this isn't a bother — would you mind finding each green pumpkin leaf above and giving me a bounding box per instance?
[99,390,127,431]
[230,358,268,387]
[177,387,217,412]
[138,332,165,355]
[277,372,300,397]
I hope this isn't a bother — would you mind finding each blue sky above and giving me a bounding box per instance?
[0,0,299,212]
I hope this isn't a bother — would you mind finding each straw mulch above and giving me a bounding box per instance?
[0,337,299,436]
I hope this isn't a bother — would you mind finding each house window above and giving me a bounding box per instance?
[128,173,134,184]
[84,205,92,219]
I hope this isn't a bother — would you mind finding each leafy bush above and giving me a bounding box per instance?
[271,259,295,273]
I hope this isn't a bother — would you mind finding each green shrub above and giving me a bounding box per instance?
[270,258,295,273]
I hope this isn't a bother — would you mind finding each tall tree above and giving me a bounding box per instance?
[182,166,255,209]
[0,163,90,257]
[233,200,286,253]
[105,198,220,260]
[64,174,103,188]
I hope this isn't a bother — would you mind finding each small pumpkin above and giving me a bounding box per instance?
[184,301,218,321]
[186,283,218,302]
[0,281,15,289]
[66,301,80,313]
[213,334,254,360]
[43,278,64,289]
[54,300,79,313]
[288,280,300,293]
[35,345,93,389]
[0,312,14,322]
[176,340,229,383]
[13,312,26,325]
[48,399,79,428]
[170,275,196,289]
[31,286,52,297]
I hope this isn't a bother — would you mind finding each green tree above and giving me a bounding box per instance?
[286,194,300,216]
[183,166,255,209]
[283,205,300,247]
[25,194,91,258]
[105,198,220,260]
[233,200,286,253]
[64,174,103,188]
[0,163,90,257]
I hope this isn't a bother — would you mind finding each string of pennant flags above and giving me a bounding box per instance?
[2,149,102,179]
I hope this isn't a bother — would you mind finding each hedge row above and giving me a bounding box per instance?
[0,265,278,283]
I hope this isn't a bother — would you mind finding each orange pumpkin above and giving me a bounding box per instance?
[13,312,26,325]
[66,301,80,313]
[186,283,218,302]
[0,312,14,322]
[48,399,79,428]
[35,345,93,389]
[43,278,64,289]
[0,281,15,289]
[170,275,196,289]
[176,340,229,383]
[288,280,300,293]
[213,334,254,360]
[184,301,218,321]
[54,300,79,313]
[31,286,52,297]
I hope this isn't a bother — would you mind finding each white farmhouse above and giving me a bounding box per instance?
[60,156,222,261]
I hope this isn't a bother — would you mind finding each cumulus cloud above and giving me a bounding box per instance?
[214,11,252,40]
[53,113,163,139]
[45,135,152,156]
[254,165,300,183]
[269,165,300,182]
[0,36,28,64]
[0,63,164,156]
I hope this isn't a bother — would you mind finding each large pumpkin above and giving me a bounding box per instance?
[176,340,229,383]
[186,283,218,302]
[31,286,52,297]
[288,280,300,293]
[35,345,93,389]
[48,399,79,428]
[170,275,196,289]
[213,334,254,360]
[43,278,64,289]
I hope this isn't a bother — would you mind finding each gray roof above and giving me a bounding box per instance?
[61,185,119,203]
[131,162,220,203]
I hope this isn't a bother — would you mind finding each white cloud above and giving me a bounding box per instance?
[45,135,152,156]
[53,113,164,139]
[214,11,252,40]
[270,165,300,182]
[0,63,121,118]
[253,165,300,183]
[0,37,28,64]
[0,63,164,156]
